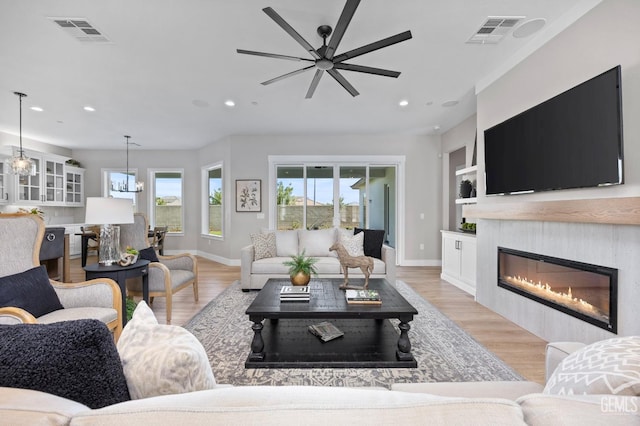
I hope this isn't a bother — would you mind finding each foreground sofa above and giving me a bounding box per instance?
[241,227,396,290]
[1,334,638,425]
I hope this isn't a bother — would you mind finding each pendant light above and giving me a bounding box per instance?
[10,92,36,176]
[111,135,143,192]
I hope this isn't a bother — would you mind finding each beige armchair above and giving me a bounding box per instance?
[0,213,123,340]
[119,213,198,324]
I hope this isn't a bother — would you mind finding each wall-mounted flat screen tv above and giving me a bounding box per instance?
[484,65,623,195]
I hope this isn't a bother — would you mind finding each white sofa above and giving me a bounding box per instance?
[241,228,396,290]
[2,340,638,425]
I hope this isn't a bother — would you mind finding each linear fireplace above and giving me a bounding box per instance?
[497,247,617,333]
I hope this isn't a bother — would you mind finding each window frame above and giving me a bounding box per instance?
[148,168,185,235]
[101,168,141,206]
[201,161,224,240]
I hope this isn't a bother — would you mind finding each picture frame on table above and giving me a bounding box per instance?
[236,179,261,212]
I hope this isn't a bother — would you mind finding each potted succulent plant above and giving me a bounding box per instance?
[283,250,318,286]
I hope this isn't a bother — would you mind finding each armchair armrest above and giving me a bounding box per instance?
[51,279,122,310]
[545,341,587,383]
[158,253,196,272]
[381,244,396,284]
[240,245,255,290]
[0,307,37,325]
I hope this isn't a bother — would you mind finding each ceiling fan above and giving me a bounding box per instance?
[237,0,412,98]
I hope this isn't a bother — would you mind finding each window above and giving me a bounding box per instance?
[102,169,140,206]
[272,159,397,248]
[150,169,184,233]
[202,162,223,237]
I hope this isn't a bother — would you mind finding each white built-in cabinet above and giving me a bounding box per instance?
[11,148,84,207]
[441,230,477,296]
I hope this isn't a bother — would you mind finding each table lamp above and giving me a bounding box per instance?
[85,197,134,265]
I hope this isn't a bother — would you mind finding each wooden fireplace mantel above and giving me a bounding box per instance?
[462,196,640,225]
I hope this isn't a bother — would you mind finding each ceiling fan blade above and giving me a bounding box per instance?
[333,30,412,63]
[236,49,314,62]
[327,69,359,97]
[263,7,321,60]
[325,0,360,60]
[305,69,324,99]
[261,65,316,86]
[333,63,401,78]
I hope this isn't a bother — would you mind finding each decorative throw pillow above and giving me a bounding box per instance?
[544,336,640,396]
[0,319,131,408]
[117,301,216,399]
[338,228,365,257]
[251,232,276,260]
[138,246,159,263]
[299,228,337,257]
[354,228,386,259]
[0,265,63,318]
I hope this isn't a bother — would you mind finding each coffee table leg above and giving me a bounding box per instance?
[396,321,414,361]
[249,321,265,361]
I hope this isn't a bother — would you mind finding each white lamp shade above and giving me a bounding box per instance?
[85,197,134,225]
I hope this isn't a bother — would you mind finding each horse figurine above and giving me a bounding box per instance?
[329,242,374,289]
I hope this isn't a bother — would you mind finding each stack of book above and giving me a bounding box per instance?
[279,285,310,302]
[345,289,382,305]
[308,321,344,342]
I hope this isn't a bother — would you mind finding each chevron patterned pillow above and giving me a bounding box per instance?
[544,336,640,396]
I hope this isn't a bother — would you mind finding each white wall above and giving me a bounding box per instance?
[474,0,640,341]
[66,132,442,266]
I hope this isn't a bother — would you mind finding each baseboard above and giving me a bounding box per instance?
[193,250,240,266]
[401,259,442,267]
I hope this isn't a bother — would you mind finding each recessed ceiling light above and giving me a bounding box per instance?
[30,106,43,112]
[83,106,95,112]
[433,125,441,131]
[399,100,409,107]
[442,100,458,107]
[224,100,235,107]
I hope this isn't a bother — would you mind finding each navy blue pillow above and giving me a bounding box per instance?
[0,319,131,408]
[0,265,63,317]
[354,228,386,260]
[138,246,159,262]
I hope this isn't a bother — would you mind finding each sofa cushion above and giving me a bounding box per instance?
[0,319,130,409]
[0,265,64,318]
[544,336,640,396]
[275,230,298,257]
[0,387,90,425]
[251,232,276,260]
[252,257,342,275]
[299,228,336,257]
[338,228,364,257]
[117,301,216,400]
[518,393,640,425]
[354,228,385,259]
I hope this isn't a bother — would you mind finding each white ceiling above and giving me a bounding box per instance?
[0,0,599,151]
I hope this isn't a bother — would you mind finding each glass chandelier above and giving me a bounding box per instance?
[10,92,36,176]
[111,135,143,192]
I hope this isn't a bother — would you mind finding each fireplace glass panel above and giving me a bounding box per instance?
[498,247,617,333]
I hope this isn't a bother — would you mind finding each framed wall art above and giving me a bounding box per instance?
[236,179,261,212]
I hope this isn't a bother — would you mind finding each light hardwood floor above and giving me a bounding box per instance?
[69,256,547,384]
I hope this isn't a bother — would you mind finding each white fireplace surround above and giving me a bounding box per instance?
[475,219,639,344]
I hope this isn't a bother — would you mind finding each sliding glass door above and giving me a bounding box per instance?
[274,162,396,248]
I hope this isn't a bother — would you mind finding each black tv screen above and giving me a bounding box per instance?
[484,65,623,195]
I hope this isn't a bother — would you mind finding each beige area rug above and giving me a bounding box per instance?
[184,280,523,388]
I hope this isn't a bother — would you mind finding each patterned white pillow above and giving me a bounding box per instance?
[338,228,365,257]
[251,232,276,260]
[544,336,640,396]
[116,301,216,399]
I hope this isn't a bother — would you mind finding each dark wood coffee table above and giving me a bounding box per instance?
[245,278,418,368]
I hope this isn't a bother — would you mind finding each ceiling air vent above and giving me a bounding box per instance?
[467,16,524,44]
[48,17,111,43]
